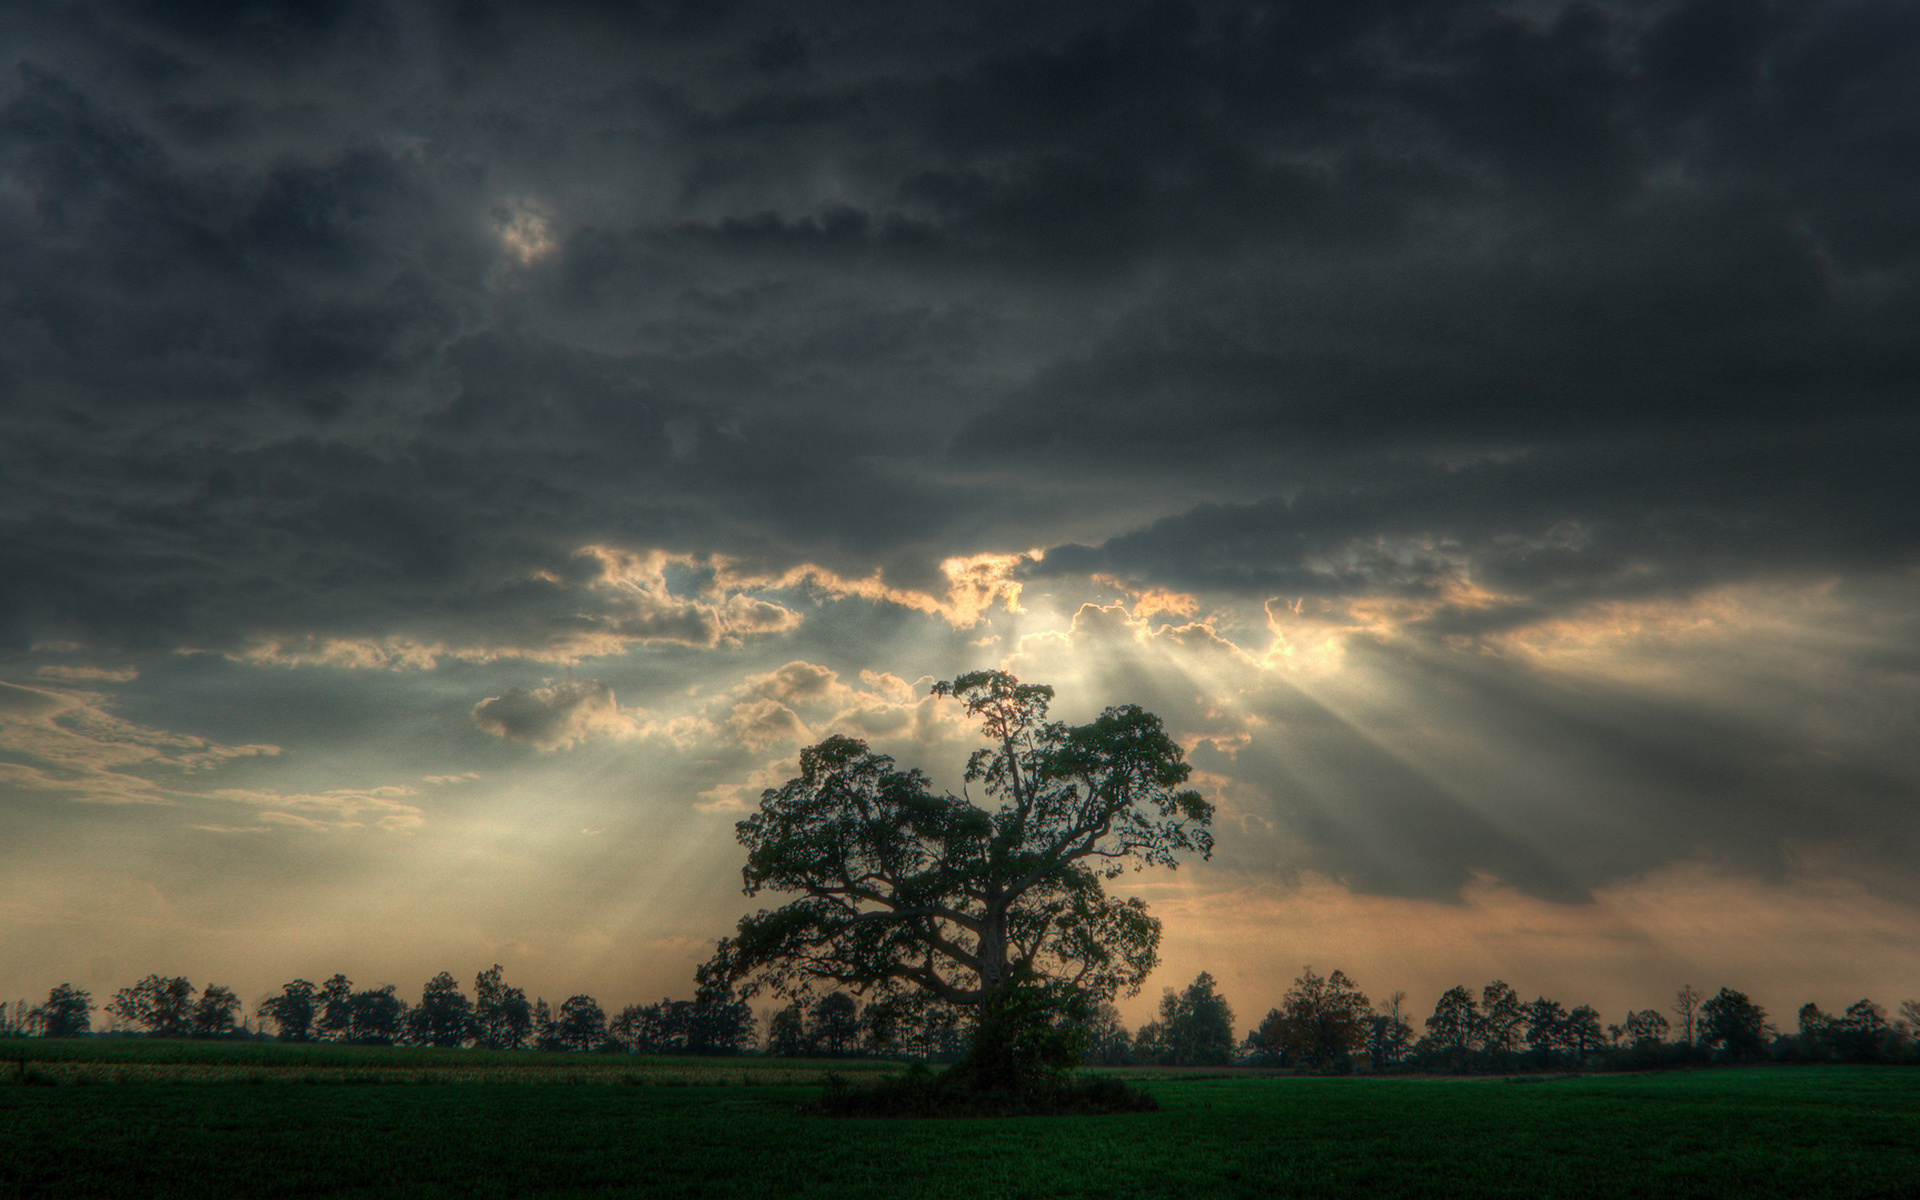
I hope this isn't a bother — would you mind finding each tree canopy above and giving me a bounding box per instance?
[1701,987,1769,1061]
[36,984,93,1038]
[1254,967,1370,1071]
[474,965,532,1051]
[108,976,196,1037]
[1137,972,1237,1067]
[699,669,1212,1087]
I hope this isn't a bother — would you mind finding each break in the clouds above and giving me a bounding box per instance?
[3,0,1919,1023]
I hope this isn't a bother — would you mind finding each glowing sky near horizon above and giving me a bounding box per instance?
[4,0,1920,1034]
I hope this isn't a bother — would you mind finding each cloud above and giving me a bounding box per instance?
[34,665,139,683]
[0,680,279,806]
[5,1,1913,670]
[714,550,1039,629]
[3,0,1919,1022]
[724,696,809,752]
[206,785,425,834]
[471,679,641,752]
[220,546,806,669]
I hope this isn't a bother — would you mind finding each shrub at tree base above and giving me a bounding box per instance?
[810,1064,1158,1118]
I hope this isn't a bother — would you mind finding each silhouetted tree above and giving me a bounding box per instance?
[1524,997,1567,1066]
[650,1001,702,1054]
[1673,984,1703,1047]
[1254,967,1371,1072]
[556,995,607,1051]
[610,1004,650,1052]
[109,976,196,1037]
[1900,999,1920,1038]
[35,984,93,1038]
[532,998,563,1051]
[348,986,406,1044]
[1567,1005,1604,1065]
[766,1001,808,1057]
[1138,972,1235,1066]
[859,993,913,1058]
[1797,1002,1834,1060]
[1699,987,1767,1061]
[1478,981,1525,1056]
[1426,986,1479,1068]
[611,990,755,1056]
[192,985,240,1037]
[1079,1001,1135,1067]
[807,992,861,1056]
[1623,1009,1669,1046]
[319,975,354,1041]
[258,980,319,1042]
[698,671,1212,1092]
[474,965,532,1050]
[688,986,757,1055]
[408,972,475,1047]
[1834,999,1892,1063]
[919,1006,968,1061]
[1368,991,1414,1070]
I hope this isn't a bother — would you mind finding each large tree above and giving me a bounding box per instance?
[1137,972,1237,1067]
[318,975,354,1041]
[1478,981,1525,1055]
[348,985,407,1045]
[259,980,320,1042]
[409,972,476,1048]
[1566,1005,1605,1066]
[1623,1008,1669,1046]
[1425,985,1479,1068]
[192,985,241,1038]
[808,992,861,1057]
[1524,997,1569,1065]
[35,984,93,1038]
[555,995,607,1051]
[109,976,196,1037]
[474,965,532,1050]
[1700,987,1768,1061]
[698,670,1212,1089]
[1254,967,1371,1071]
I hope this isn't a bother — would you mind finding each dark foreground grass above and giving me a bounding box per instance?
[4,1067,1918,1199]
[812,1067,1159,1116]
[5,1037,897,1075]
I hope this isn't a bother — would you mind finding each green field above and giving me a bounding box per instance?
[1,1036,894,1087]
[3,1046,1917,1198]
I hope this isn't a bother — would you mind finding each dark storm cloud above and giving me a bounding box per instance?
[5,0,1915,657]
[3,0,1919,910]
[1037,424,1920,627]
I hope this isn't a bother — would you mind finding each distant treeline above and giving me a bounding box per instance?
[0,969,761,1056]
[9,966,1920,1072]
[1096,969,1920,1073]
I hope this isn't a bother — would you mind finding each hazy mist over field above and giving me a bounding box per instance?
[3,0,1919,1028]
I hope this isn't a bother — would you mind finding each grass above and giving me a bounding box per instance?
[811,1065,1160,1116]
[2,1055,1917,1198]
[0,1037,894,1086]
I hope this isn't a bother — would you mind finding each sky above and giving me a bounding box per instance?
[3,0,1919,1037]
